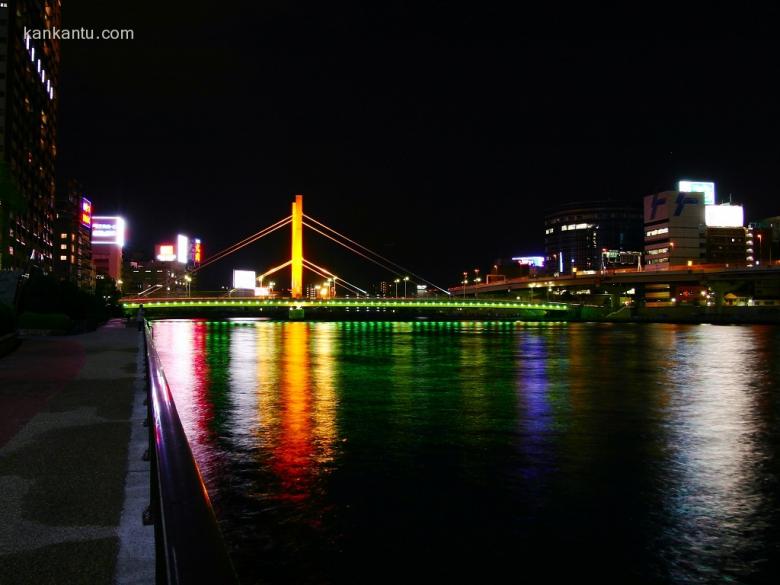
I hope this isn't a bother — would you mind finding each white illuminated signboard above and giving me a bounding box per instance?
[156,244,176,262]
[705,205,744,228]
[177,234,189,264]
[92,216,125,247]
[233,270,257,290]
[512,256,545,267]
[678,180,716,205]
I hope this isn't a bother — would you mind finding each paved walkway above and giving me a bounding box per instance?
[0,320,154,584]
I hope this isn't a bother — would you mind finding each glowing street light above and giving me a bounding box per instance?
[394,278,401,298]
[462,272,468,298]
[184,274,192,297]
[403,275,409,298]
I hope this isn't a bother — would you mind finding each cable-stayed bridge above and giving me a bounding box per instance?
[121,194,576,320]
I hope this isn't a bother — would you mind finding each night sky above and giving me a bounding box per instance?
[57,2,780,288]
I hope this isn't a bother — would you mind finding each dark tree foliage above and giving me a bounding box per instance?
[17,273,113,329]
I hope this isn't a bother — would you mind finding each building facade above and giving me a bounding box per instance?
[91,216,125,283]
[749,216,780,266]
[643,191,705,268]
[543,201,643,274]
[705,227,747,266]
[644,190,750,270]
[124,259,193,296]
[53,180,95,290]
[0,0,61,272]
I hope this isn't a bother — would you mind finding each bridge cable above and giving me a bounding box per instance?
[193,216,291,273]
[301,222,407,281]
[303,214,450,295]
[302,262,366,297]
[195,216,291,272]
[303,258,368,296]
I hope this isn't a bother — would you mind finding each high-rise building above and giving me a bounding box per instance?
[0,1,61,272]
[53,180,95,290]
[543,201,643,274]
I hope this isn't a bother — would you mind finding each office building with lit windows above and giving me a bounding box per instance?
[53,179,95,290]
[0,0,61,272]
[644,188,748,270]
[543,201,643,274]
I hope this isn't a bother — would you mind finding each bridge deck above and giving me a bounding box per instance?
[121,297,571,312]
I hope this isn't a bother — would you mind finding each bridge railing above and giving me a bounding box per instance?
[143,323,238,585]
[123,294,569,307]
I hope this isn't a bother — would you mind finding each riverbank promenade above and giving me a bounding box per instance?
[0,320,153,584]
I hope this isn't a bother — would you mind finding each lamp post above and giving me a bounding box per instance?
[184,274,191,297]
[403,276,409,298]
[758,233,763,266]
[462,272,468,298]
[394,278,400,298]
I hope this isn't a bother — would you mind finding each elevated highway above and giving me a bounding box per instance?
[453,265,780,296]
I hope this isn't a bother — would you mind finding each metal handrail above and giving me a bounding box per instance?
[144,323,238,585]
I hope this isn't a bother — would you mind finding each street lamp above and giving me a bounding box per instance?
[758,233,763,266]
[394,278,400,298]
[184,274,192,297]
[403,276,409,298]
[462,272,468,298]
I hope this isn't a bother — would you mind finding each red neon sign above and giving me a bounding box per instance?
[80,198,92,228]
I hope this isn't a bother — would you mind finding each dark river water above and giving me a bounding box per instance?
[152,319,780,584]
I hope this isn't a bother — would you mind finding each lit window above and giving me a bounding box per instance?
[60,233,67,238]
[60,255,67,261]
[646,227,669,237]
[60,243,66,249]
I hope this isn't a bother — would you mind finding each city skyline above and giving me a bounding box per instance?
[3,5,780,585]
[54,3,780,285]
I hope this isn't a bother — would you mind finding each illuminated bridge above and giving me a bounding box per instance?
[121,296,576,320]
[121,193,582,320]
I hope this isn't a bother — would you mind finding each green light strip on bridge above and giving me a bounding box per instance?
[122,299,568,311]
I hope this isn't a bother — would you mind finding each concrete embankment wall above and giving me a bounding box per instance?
[585,304,780,325]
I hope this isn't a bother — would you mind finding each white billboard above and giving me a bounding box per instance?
[705,205,744,228]
[92,216,126,247]
[232,270,257,290]
[512,256,545,267]
[678,180,716,205]
[177,234,189,264]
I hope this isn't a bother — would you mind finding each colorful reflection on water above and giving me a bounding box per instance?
[153,320,780,584]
